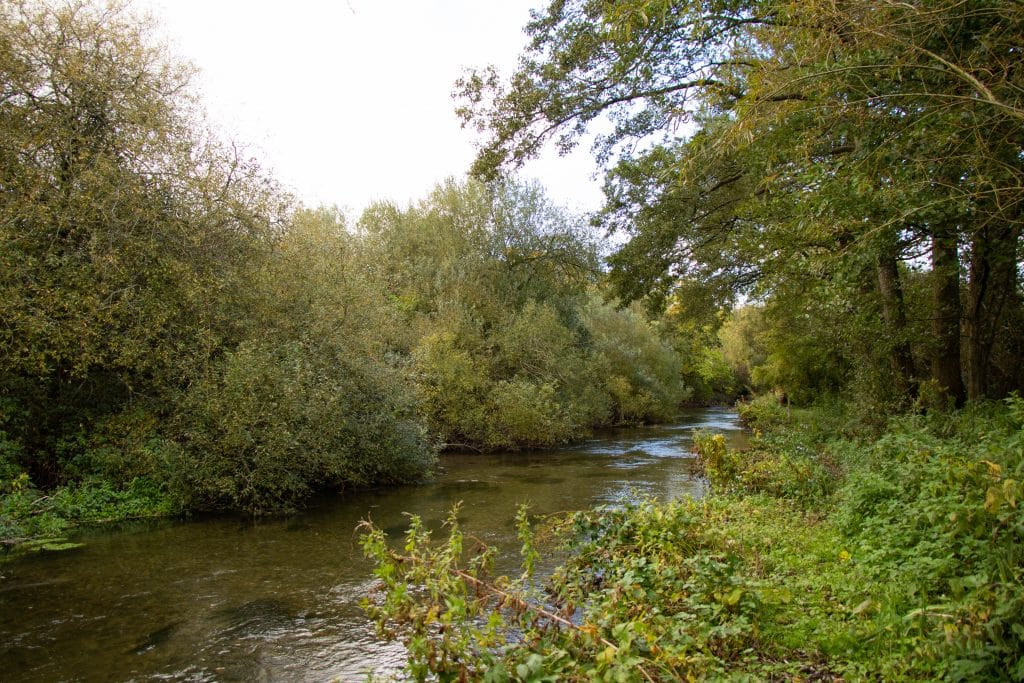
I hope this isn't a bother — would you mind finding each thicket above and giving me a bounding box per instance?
[356,179,692,451]
[0,1,442,540]
[0,2,701,549]
[361,396,1024,681]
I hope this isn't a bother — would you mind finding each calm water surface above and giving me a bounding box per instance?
[0,407,746,682]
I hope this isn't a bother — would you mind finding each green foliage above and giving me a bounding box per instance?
[171,209,435,514]
[364,399,1024,680]
[2,475,176,554]
[693,427,840,503]
[173,339,434,514]
[717,307,767,394]
[690,347,737,405]
[359,179,602,450]
[488,378,574,450]
[0,403,24,485]
[0,0,709,537]
[460,0,1024,407]
[661,302,739,404]
[360,503,508,682]
[828,399,1024,679]
[363,495,810,681]
[359,179,690,451]
[65,408,176,487]
[584,297,690,424]
[0,0,286,485]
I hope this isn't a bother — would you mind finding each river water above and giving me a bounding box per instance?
[0,407,746,682]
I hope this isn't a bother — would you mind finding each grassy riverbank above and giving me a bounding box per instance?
[0,475,177,554]
[362,396,1024,680]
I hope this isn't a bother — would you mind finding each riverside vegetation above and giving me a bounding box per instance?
[358,0,1024,679]
[2,0,1023,678]
[361,396,1024,681]
[1,1,714,546]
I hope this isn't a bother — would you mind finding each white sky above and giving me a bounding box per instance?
[137,0,605,215]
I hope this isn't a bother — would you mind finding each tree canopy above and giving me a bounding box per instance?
[458,0,1024,406]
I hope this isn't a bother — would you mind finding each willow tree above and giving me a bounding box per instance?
[458,0,1024,404]
[0,1,287,483]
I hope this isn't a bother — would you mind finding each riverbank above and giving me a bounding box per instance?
[0,404,745,557]
[0,408,739,680]
[0,476,177,556]
[363,395,1024,680]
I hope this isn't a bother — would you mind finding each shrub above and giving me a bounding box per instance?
[173,340,435,514]
[584,297,690,425]
[487,378,575,449]
[830,400,1024,679]
[693,426,840,504]
[65,407,174,487]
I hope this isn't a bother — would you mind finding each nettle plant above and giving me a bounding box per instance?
[360,503,572,682]
[360,497,767,682]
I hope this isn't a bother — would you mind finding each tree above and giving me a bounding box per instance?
[172,209,435,513]
[0,1,287,484]
[355,178,689,449]
[458,0,1024,404]
[358,179,606,449]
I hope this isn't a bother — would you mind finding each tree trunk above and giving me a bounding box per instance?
[930,225,966,406]
[965,222,1022,399]
[876,238,916,398]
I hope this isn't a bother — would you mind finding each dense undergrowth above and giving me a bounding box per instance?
[361,395,1024,681]
[0,473,177,552]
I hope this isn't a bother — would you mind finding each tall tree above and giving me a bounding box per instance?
[458,0,1024,403]
[0,1,287,482]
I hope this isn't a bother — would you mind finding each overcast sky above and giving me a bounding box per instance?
[137,0,604,215]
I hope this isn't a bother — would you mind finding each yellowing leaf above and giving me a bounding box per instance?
[1004,479,1019,508]
[985,486,1003,513]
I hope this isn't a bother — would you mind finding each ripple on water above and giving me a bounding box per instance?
[430,479,500,497]
[607,450,656,469]
[211,598,296,640]
[129,620,182,655]
[516,474,567,485]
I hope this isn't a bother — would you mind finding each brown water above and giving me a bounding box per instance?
[0,407,746,682]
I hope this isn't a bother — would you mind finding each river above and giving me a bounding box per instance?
[0,407,746,682]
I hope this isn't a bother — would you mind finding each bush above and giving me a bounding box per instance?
[411,326,493,447]
[584,297,690,425]
[830,400,1024,679]
[173,340,435,514]
[487,378,575,449]
[361,498,770,682]
[64,408,174,486]
[693,429,840,503]
[1,475,177,551]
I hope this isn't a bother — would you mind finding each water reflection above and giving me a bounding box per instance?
[0,407,745,681]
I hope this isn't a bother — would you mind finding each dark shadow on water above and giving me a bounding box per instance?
[430,479,501,497]
[515,475,567,485]
[129,620,182,655]
[213,598,296,639]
